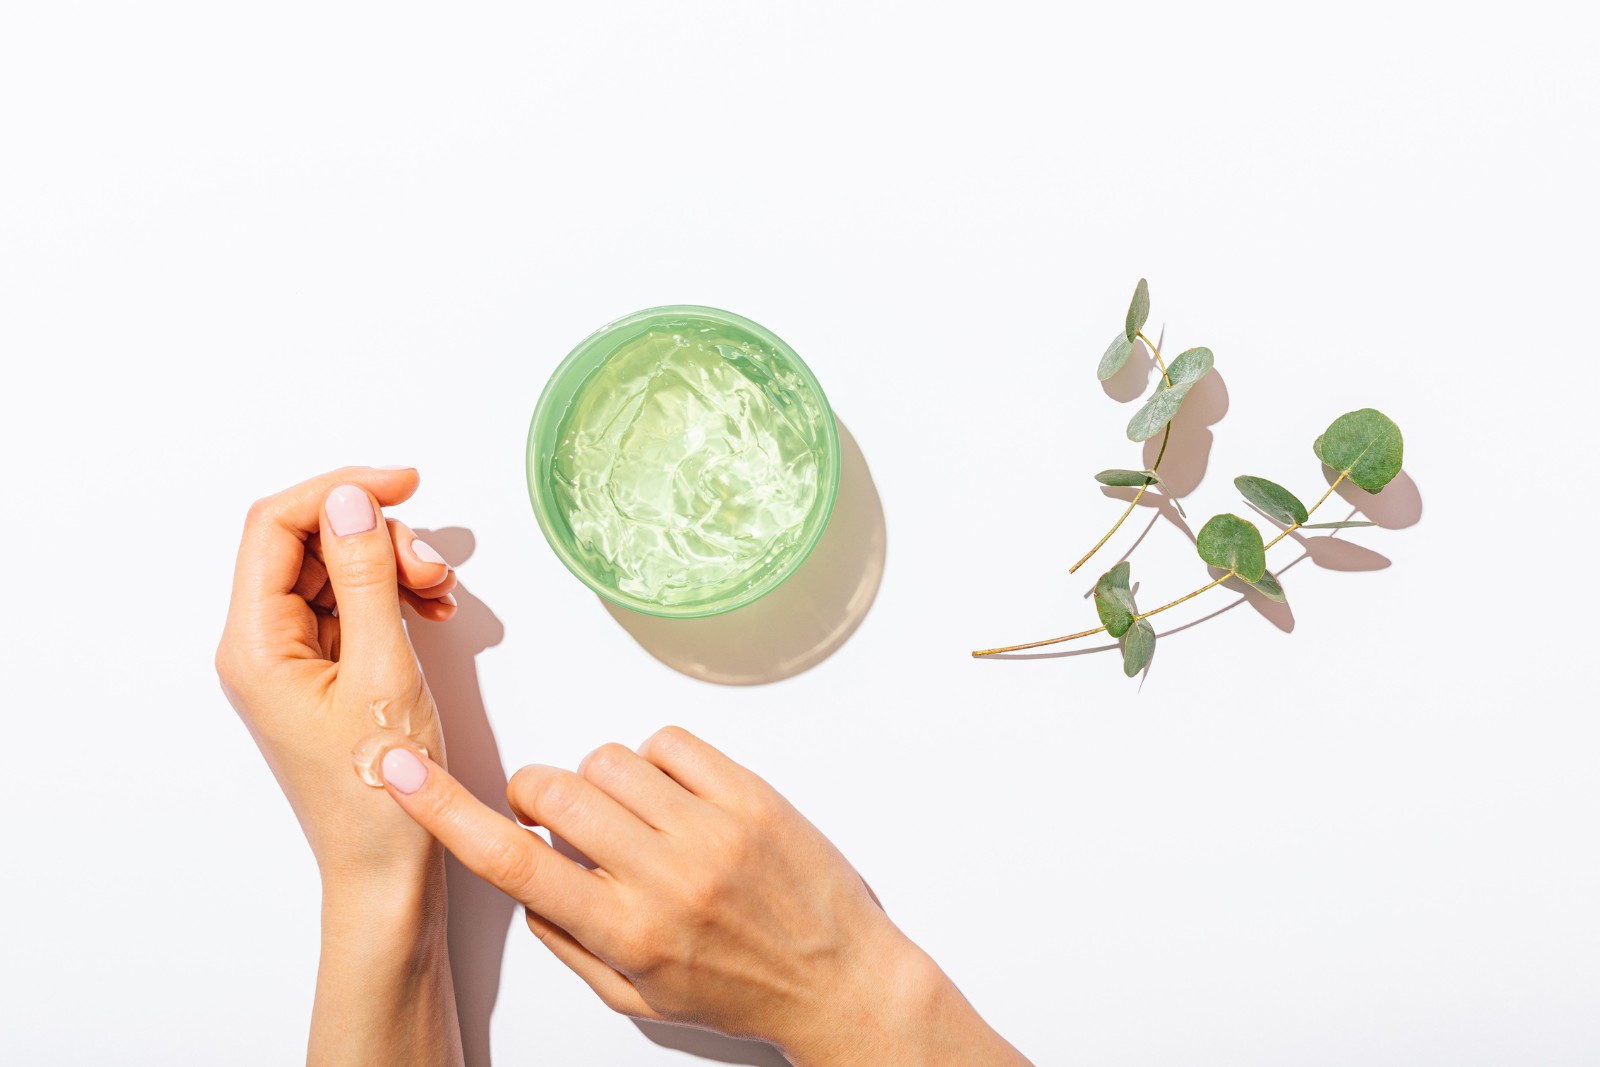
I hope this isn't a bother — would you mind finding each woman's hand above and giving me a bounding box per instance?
[376,727,1031,1066]
[216,465,457,882]
[216,466,465,1066]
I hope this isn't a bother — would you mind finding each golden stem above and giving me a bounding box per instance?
[1264,470,1349,550]
[972,623,1110,658]
[1132,571,1234,621]
[1067,332,1177,575]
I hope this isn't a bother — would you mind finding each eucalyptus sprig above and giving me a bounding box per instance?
[973,398,1405,676]
[1074,279,1215,572]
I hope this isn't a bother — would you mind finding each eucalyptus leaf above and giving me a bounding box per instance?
[1093,468,1186,516]
[1163,347,1214,387]
[1097,334,1135,381]
[1248,573,1286,603]
[1125,278,1149,342]
[1095,468,1155,487]
[1313,408,1404,493]
[1120,618,1156,677]
[1196,513,1267,582]
[1093,561,1138,638]
[1234,475,1308,526]
[1126,382,1192,441]
[1301,520,1378,529]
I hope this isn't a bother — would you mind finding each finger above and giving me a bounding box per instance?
[308,524,455,597]
[523,910,659,1020]
[230,466,420,609]
[319,484,413,683]
[291,552,332,608]
[402,586,458,621]
[409,571,459,600]
[380,747,606,932]
[507,765,661,876]
[579,743,706,831]
[636,725,762,807]
[386,518,454,594]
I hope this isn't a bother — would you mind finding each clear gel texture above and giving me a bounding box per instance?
[550,325,825,607]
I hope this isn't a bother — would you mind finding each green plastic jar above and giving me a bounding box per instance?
[527,306,839,618]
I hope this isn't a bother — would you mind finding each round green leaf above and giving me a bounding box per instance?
[1095,468,1155,487]
[1163,346,1214,387]
[1097,334,1135,381]
[1125,383,1187,441]
[1300,520,1377,529]
[1234,475,1308,526]
[1093,561,1138,638]
[1248,573,1286,603]
[1120,618,1156,677]
[1125,278,1150,342]
[1313,408,1404,493]
[1196,513,1267,582]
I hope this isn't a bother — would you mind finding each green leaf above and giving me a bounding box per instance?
[1163,346,1214,387]
[1234,475,1308,526]
[1125,348,1213,442]
[1313,408,1404,493]
[1196,513,1268,582]
[1120,618,1156,677]
[1125,278,1150,342]
[1301,520,1378,529]
[1097,334,1135,381]
[1248,573,1286,603]
[1093,561,1139,638]
[1094,468,1185,516]
[1126,384,1190,441]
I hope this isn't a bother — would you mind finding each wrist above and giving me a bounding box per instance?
[776,928,943,1067]
[321,853,448,953]
[781,928,1028,1067]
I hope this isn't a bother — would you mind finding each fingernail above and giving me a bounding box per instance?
[441,593,457,608]
[382,748,428,794]
[374,464,413,470]
[325,485,377,537]
[411,539,447,565]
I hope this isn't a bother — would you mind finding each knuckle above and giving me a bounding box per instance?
[581,743,630,784]
[641,724,688,758]
[243,496,276,527]
[612,920,669,974]
[532,774,582,822]
[511,767,582,824]
[330,553,393,590]
[483,834,539,896]
[736,785,780,825]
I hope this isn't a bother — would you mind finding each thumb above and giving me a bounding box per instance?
[321,483,410,680]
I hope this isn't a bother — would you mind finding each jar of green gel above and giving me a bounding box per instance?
[527,306,839,618]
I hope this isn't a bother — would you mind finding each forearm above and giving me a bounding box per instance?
[782,937,1032,1067]
[309,861,463,1067]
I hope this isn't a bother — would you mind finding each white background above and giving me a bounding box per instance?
[3,3,1596,1064]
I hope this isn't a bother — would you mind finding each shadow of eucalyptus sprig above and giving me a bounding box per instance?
[1074,279,1216,572]
[974,400,1405,676]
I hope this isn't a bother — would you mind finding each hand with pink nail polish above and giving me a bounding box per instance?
[215,466,463,1066]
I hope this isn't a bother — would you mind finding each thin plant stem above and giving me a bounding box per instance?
[971,623,1110,658]
[1264,471,1348,549]
[974,468,1358,658]
[1132,571,1233,619]
[1067,332,1179,575]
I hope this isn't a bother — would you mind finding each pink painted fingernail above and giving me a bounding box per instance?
[382,748,428,794]
[441,593,457,608]
[325,485,377,537]
[411,539,447,565]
